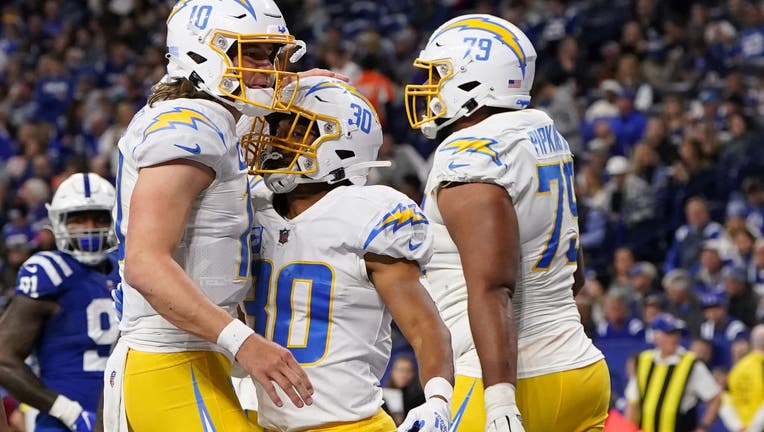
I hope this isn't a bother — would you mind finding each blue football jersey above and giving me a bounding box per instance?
[15,250,120,429]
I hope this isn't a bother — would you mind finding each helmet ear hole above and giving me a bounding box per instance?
[458,81,480,92]
[336,150,355,160]
[187,52,207,64]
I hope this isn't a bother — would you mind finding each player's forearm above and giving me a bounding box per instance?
[407,314,454,387]
[0,360,58,412]
[124,254,234,344]
[468,286,517,387]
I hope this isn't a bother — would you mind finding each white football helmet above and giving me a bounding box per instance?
[405,14,537,138]
[165,0,306,117]
[243,76,390,194]
[46,173,117,265]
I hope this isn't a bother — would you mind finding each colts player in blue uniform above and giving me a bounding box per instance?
[0,173,120,432]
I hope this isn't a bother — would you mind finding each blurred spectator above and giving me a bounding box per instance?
[643,294,665,343]
[615,53,654,113]
[751,238,764,297]
[723,265,760,327]
[665,197,725,274]
[596,292,646,341]
[585,79,621,122]
[354,54,394,127]
[624,261,659,316]
[698,291,748,370]
[534,79,581,153]
[609,246,636,293]
[541,35,588,94]
[323,46,361,84]
[369,133,428,189]
[663,269,703,334]
[382,355,424,427]
[695,240,728,290]
[741,177,764,236]
[602,156,655,251]
[726,325,764,431]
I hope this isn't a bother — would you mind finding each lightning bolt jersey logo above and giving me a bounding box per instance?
[364,203,428,249]
[432,17,528,77]
[142,107,226,147]
[439,137,504,167]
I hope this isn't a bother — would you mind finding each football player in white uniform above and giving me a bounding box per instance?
[405,14,610,432]
[242,76,454,432]
[103,1,318,431]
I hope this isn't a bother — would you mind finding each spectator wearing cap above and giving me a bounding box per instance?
[724,265,759,328]
[750,238,764,297]
[663,269,704,335]
[625,313,721,432]
[585,79,622,122]
[595,292,646,341]
[665,197,725,274]
[603,155,654,227]
[699,291,748,370]
[726,325,764,431]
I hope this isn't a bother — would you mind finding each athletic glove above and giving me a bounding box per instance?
[485,383,525,432]
[398,377,452,432]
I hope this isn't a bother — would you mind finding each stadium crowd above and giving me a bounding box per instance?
[1,0,764,430]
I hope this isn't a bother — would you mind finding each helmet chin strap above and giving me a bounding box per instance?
[420,84,493,139]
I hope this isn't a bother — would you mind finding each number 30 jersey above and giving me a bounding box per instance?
[246,185,432,431]
[422,108,602,379]
[114,98,252,353]
[15,251,120,419]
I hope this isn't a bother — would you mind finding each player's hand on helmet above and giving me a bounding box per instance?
[290,69,349,84]
[397,397,450,432]
[236,333,314,409]
[69,410,96,432]
[111,283,123,321]
[484,384,525,432]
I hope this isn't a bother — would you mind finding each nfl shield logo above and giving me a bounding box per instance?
[278,229,290,244]
[109,370,117,387]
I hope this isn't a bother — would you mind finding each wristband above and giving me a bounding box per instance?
[49,394,84,428]
[424,377,453,403]
[217,319,254,357]
[484,382,517,409]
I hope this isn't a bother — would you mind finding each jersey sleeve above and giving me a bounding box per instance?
[427,134,535,202]
[359,187,433,268]
[15,252,75,299]
[129,103,230,172]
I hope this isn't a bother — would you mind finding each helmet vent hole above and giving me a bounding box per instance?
[458,81,480,92]
[336,150,355,160]
[187,52,207,64]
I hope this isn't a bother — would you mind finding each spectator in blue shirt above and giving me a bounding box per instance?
[665,197,725,274]
[596,292,646,341]
[698,291,748,370]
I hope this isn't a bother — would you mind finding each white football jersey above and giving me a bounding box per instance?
[422,109,602,379]
[246,185,432,431]
[115,98,253,353]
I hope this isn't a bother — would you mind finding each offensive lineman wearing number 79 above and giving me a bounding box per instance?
[405,14,610,432]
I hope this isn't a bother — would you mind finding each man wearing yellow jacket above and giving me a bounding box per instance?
[625,313,721,432]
